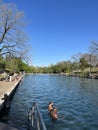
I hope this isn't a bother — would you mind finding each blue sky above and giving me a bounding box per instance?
[3,0,98,66]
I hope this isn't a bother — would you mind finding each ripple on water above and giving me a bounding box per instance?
[0,74,98,130]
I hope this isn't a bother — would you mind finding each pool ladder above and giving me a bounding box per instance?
[28,102,47,130]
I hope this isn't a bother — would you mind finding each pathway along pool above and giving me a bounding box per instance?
[0,74,98,130]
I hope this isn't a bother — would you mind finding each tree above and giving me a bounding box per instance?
[71,52,83,63]
[5,55,20,72]
[57,61,66,73]
[89,41,98,55]
[0,55,5,72]
[71,52,83,70]
[79,57,89,76]
[82,53,98,67]
[0,1,30,62]
[88,41,98,74]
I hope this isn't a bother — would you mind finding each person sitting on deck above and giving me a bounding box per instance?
[2,94,10,108]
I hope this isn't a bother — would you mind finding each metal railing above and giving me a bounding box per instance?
[28,102,47,130]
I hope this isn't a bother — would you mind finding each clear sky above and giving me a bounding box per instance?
[3,0,98,66]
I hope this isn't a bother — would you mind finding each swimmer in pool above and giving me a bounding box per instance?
[48,102,54,112]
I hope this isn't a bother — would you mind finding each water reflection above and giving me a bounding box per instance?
[0,74,98,130]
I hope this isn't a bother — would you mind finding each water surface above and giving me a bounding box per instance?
[0,74,98,130]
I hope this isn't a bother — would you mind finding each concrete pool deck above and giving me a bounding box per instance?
[0,75,23,130]
[0,75,23,112]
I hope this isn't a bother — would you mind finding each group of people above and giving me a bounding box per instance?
[6,72,19,82]
[48,102,58,120]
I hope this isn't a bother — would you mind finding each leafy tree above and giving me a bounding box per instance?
[50,65,61,73]
[30,66,39,73]
[71,62,79,71]
[57,62,66,73]
[79,57,89,72]
[5,55,19,72]
[0,55,5,72]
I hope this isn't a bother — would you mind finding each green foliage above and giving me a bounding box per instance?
[0,55,5,72]
[2,55,31,73]
[38,61,80,74]
[0,41,98,75]
[79,58,89,71]
[5,59,18,72]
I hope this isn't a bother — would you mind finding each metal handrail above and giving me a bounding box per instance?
[28,102,47,130]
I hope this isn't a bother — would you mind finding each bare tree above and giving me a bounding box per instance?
[71,52,83,63]
[0,1,30,63]
[88,41,98,74]
[82,53,98,67]
[89,41,98,55]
